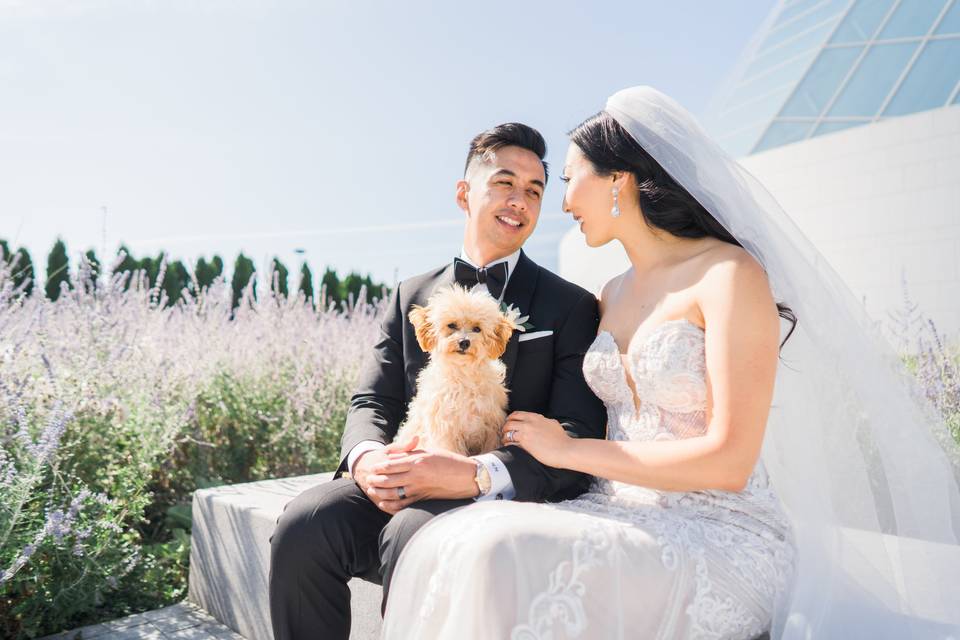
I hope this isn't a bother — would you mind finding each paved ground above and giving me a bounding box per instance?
[38,602,244,640]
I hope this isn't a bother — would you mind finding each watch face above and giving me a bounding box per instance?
[476,464,491,494]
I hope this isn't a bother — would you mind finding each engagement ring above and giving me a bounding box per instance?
[397,486,406,500]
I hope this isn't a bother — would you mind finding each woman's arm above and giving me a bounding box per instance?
[503,251,781,492]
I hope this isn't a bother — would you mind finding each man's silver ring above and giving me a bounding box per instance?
[397,486,407,500]
[506,430,516,443]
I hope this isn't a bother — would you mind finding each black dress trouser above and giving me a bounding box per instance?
[268,477,471,640]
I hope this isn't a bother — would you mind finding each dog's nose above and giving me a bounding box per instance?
[458,339,470,351]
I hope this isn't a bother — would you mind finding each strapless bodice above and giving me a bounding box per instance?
[584,318,708,444]
[582,318,785,514]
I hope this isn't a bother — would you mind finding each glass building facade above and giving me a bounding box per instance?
[704,0,960,157]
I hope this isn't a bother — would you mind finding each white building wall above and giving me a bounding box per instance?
[558,105,960,344]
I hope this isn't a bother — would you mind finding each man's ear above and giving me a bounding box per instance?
[490,315,515,359]
[455,179,470,213]
[409,305,436,353]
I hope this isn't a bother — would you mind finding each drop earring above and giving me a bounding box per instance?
[611,186,621,218]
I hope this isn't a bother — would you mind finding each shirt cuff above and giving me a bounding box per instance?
[472,453,515,501]
[347,440,386,476]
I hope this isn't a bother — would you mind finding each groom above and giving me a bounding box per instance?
[268,122,606,640]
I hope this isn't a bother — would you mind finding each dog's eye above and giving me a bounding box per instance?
[472,326,481,333]
[447,322,458,330]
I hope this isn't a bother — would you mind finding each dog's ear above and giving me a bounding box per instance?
[409,305,437,353]
[490,315,515,359]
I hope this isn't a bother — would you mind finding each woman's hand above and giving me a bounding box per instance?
[501,411,573,469]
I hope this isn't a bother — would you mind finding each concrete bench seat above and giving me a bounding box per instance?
[187,473,958,639]
[188,472,382,640]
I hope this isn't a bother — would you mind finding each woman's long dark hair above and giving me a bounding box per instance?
[569,111,797,349]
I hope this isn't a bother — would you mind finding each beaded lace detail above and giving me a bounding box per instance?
[511,320,796,639]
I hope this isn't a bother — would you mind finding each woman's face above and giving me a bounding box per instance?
[561,143,620,248]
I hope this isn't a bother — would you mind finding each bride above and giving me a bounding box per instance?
[380,87,960,639]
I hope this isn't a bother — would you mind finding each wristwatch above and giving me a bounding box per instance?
[473,459,492,497]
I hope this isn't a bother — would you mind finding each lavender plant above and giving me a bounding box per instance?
[0,389,140,637]
[905,327,960,446]
[887,272,960,449]
[0,252,384,637]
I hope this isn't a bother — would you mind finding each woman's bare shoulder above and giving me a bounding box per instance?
[598,270,630,315]
[599,271,627,297]
[693,241,777,326]
[691,241,768,283]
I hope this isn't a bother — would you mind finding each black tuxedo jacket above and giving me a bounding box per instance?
[335,250,607,502]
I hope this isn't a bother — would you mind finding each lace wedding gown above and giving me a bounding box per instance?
[381,319,797,640]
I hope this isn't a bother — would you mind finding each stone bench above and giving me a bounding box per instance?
[188,472,382,640]
[187,473,958,640]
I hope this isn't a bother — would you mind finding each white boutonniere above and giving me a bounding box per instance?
[500,302,535,333]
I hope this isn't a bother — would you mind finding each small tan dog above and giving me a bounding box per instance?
[396,285,517,456]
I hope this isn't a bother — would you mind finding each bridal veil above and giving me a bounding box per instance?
[603,86,960,638]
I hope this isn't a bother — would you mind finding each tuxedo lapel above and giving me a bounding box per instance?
[500,250,539,388]
[403,263,457,380]
[430,261,458,297]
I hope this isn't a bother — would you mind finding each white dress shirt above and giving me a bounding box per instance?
[347,247,520,501]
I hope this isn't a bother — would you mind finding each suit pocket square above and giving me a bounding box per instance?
[518,330,553,342]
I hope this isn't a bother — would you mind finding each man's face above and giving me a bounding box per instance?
[456,145,545,261]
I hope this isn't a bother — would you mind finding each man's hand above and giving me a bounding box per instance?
[351,438,421,514]
[364,436,480,514]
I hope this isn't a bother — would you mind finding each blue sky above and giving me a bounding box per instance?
[0,0,774,288]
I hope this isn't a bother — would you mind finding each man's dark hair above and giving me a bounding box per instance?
[464,122,549,183]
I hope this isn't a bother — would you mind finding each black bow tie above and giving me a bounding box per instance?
[453,257,509,300]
